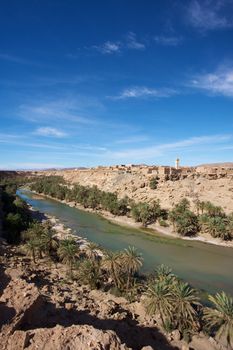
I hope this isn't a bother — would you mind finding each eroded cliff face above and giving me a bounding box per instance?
[38,166,233,213]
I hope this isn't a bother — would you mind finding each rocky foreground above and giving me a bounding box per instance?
[0,239,224,350]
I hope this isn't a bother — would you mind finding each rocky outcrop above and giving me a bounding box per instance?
[0,273,43,349]
[7,325,129,350]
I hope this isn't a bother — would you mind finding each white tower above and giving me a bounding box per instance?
[175,158,180,169]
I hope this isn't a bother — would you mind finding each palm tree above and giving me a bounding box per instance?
[144,280,174,328]
[76,259,101,289]
[172,281,200,332]
[40,227,58,257]
[101,250,122,289]
[155,264,176,284]
[57,239,78,277]
[194,200,206,216]
[203,292,233,349]
[205,217,227,239]
[85,242,101,261]
[21,222,44,241]
[204,202,224,217]
[121,246,143,290]
[168,210,177,231]
[24,238,39,263]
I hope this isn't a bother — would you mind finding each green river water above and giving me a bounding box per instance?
[18,190,233,296]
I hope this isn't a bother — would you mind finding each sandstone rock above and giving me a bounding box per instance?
[0,277,44,349]
[65,302,74,310]
[12,325,129,350]
[181,345,189,350]
[7,330,30,350]
[171,329,181,341]
[0,277,43,332]
[189,334,219,350]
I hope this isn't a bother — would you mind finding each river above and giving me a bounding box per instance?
[18,189,233,296]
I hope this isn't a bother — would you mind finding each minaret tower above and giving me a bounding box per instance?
[175,158,180,169]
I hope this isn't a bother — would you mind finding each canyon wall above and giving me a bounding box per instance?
[36,164,233,214]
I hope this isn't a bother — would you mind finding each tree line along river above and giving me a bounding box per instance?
[18,189,233,297]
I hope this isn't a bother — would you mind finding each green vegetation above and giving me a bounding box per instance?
[30,176,233,241]
[149,176,159,189]
[169,199,200,237]
[203,292,233,348]
[145,266,200,334]
[198,201,233,240]
[57,238,79,277]
[0,177,33,243]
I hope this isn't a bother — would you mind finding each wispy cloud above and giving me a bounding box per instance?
[107,134,232,160]
[90,32,145,55]
[0,53,41,66]
[154,35,183,46]
[115,135,149,144]
[93,41,122,54]
[0,132,107,153]
[191,66,233,97]
[125,32,145,50]
[19,98,99,124]
[110,86,177,100]
[34,127,67,138]
[187,0,233,31]
[70,31,182,58]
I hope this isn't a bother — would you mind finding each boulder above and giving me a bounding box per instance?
[8,325,129,350]
[0,277,43,332]
[171,329,181,341]
[189,334,220,350]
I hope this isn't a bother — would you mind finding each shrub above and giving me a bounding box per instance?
[149,176,159,190]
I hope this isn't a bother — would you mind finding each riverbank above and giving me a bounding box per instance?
[28,202,104,257]
[29,190,233,249]
[18,188,233,296]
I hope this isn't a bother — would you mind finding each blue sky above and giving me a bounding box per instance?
[1,0,233,169]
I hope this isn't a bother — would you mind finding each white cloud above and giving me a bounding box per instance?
[191,67,233,97]
[107,135,232,160]
[187,0,233,31]
[91,32,145,55]
[154,35,183,46]
[19,98,98,124]
[115,135,149,144]
[126,32,145,50]
[0,132,107,153]
[35,127,67,138]
[0,53,40,65]
[93,41,121,54]
[110,86,177,100]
